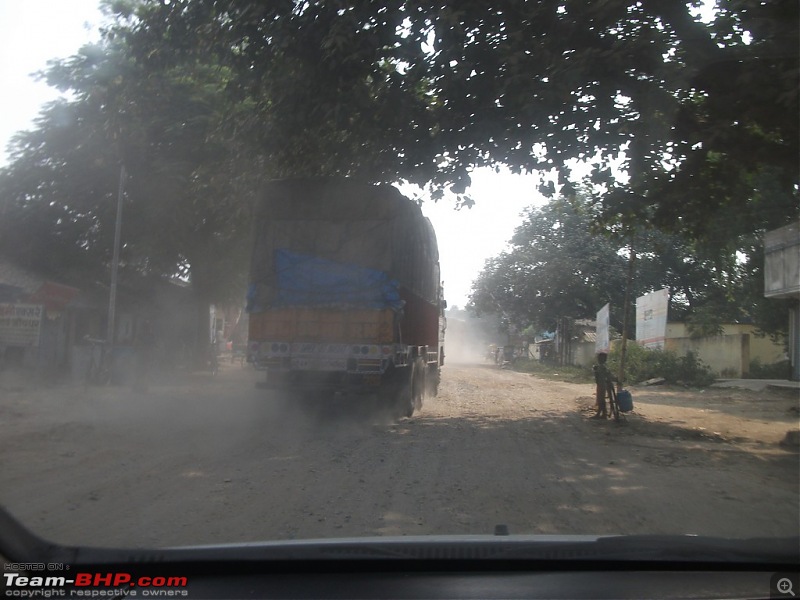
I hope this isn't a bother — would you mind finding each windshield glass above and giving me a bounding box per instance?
[0,0,797,551]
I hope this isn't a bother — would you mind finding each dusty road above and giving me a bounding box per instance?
[0,362,797,548]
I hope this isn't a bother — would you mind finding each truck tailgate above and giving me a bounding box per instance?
[249,307,394,344]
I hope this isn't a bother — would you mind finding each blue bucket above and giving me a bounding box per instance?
[617,390,633,412]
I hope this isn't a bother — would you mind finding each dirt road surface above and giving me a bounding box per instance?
[0,362,797,548]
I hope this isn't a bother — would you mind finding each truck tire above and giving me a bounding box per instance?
[395,382,414,419]
[411,357,426,413]
[384,365,413,419]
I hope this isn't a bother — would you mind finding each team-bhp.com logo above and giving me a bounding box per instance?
[4,571,189,597]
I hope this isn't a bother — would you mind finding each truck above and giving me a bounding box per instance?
[246,178,446,417]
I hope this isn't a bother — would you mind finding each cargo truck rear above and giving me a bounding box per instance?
[247,179,445,417]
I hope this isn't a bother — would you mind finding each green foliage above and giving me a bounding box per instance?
[608,343,715,387]
[2,0,797,337]
[467,193,778,336]
[468,195,629,331]
[748,358,791,380]
[0,36,254,306]
[685,306,727,339]
[121,0,798,236]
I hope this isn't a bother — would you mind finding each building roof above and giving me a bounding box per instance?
[0,257,44,295]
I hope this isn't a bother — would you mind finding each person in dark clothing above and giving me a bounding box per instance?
[592,352,614,419]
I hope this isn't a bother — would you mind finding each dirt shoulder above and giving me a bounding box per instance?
[598,381,800,449]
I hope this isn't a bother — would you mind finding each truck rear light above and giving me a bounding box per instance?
[356,359,383,373]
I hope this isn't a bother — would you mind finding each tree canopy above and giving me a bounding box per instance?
[469,196,628,330]
[469,194,780,336]
[0,0,796,324]
[123,0,798,235]
[0,33,255,306]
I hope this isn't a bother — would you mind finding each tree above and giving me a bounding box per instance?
[3,0,795,350]
[469,196,630,331]
[468,194,778,336]
[0,37,255,309]
[633,227,759,337]
[0,96,124,281]
[122,0,798,235]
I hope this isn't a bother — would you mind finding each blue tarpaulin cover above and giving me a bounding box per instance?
[266,249,403,310]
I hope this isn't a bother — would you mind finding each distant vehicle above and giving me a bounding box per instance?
[486,344,498,363]
[246,178,446,417]
[501,345,516,366]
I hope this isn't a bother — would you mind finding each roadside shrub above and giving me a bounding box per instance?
[748,358,791,379]
[607,343,657,383]
[670,351,716,387]
[607,343,715,387]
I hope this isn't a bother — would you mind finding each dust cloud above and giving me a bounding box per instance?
[4,361,797,548]
[444,310,501,364]
[1,363,402,473]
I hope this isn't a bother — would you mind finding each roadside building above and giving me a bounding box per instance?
[764,223,800,381]
[664,323,786,379]
[550,314,786,378]
[0,255,202,381]
[0,257,79,373]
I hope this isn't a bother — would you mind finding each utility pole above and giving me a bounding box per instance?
[617,242,636,390]
[106,165,127,367]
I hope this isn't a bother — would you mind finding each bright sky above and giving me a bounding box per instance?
[0,0,104,162]
[0,0,545,308]
[418,173,544,308]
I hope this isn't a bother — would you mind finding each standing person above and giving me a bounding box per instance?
[592,352,613,419]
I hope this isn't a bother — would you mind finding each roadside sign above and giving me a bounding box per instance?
[0,303,44,346]
[636,289,669,349]
[596,303,610,353]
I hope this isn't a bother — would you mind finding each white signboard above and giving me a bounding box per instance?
[636,289,669,350]
[0,304,44,346]
[595,303,610,353]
